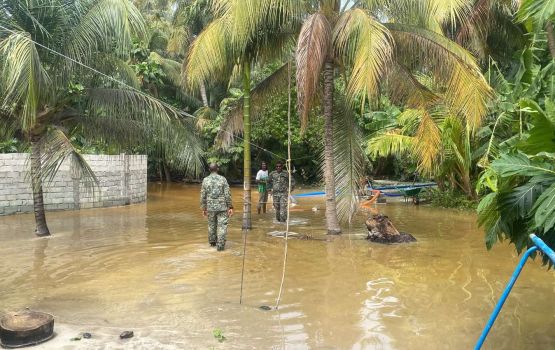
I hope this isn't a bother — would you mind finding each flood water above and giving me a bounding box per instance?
[0,183,554,349]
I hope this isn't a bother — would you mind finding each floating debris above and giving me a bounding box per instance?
[259,305,272,311]
[82,332,92,339]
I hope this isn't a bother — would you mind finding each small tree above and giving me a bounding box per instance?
[185,0,302,229]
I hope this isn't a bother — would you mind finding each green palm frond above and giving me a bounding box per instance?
[149,51,182,87]
[429,0,473,29]
[70,114,146,150]
[185,17,232,90]
[333,8,393,105]
[175,89,203,111]
[332,98,366,223]
[477,191,504,249]
[414,109,442,174]
[86,87,176,138]
[478,111,514,167]
[517,0,555,26]
[386,23,492,131]
[397,108,426,133]
[167,25,190,56]
[296,12,331,129]
[213,0,302,50]
[149,26,170,52]
[83,88,203,175]
[441,115,469,171]
[37,127,99,194]
[367,130,415,158]
[66,0,146,63]
[92,53,141,89]
[194,106,218,129]
[157,119,204,176]
[386,63,441,108]
[0,30,51,131]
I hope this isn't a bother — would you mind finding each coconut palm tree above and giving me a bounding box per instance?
[295,0,492,233]
[368,106,478,200]
[0,0,202,236]
[185,0,302,229]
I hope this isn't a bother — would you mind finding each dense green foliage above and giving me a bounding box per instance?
[423,189,478,210]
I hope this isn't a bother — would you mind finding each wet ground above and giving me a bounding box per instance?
[0,183,553,349]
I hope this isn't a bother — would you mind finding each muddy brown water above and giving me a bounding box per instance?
[0,183,553,349]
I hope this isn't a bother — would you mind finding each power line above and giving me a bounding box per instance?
[0,24,286,160]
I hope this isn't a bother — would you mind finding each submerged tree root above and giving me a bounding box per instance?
[365,214,417,244]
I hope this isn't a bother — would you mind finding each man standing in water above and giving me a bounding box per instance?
[200,163,233,251]
[256,162,269,214]
[268,161,294,222]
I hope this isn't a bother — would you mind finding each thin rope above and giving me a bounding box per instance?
[275,60,292,310]
[0,25,285,161]
[239,227,248,304]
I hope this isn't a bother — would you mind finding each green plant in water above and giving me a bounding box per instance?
[212,328,226,343]
[423,188,477,210]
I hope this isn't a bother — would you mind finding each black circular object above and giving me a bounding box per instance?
[0,310,54,348]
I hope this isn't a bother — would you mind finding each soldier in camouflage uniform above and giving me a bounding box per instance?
[200,163,233,251]
[268,161,295,222]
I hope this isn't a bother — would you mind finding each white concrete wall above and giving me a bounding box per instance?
[0,154,147,215]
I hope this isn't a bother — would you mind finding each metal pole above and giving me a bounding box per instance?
[530,234,555,264]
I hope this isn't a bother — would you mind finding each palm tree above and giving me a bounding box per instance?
[368,107,478,200]
[295,0,492,233]
[0,0,202,236]
[185,0,302,229]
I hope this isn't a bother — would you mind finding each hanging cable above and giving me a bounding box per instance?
[0,25,286,161]
[275,60,292,310]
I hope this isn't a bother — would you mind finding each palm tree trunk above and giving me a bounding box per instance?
[323,61,341,235]
[546,21,555,59]
[30,133,50,236]
[200,81,209,107]
[242,61,252,230]
[461,171,477,200]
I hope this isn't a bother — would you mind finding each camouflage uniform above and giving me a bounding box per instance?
[268,170,294,222]
[200,173,233,250]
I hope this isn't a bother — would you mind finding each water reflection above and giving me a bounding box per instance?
[0,183,553,349]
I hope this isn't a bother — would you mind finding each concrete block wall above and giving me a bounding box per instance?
[0,154,147,215]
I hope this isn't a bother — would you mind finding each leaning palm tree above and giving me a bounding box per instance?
[0,0,202,236]
[185,0,302,229]
[295,0,492,233]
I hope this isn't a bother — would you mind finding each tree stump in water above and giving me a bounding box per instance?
[366,214,416,244]
[0,310,54,348]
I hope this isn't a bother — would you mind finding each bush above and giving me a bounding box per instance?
[423,188,477,210]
